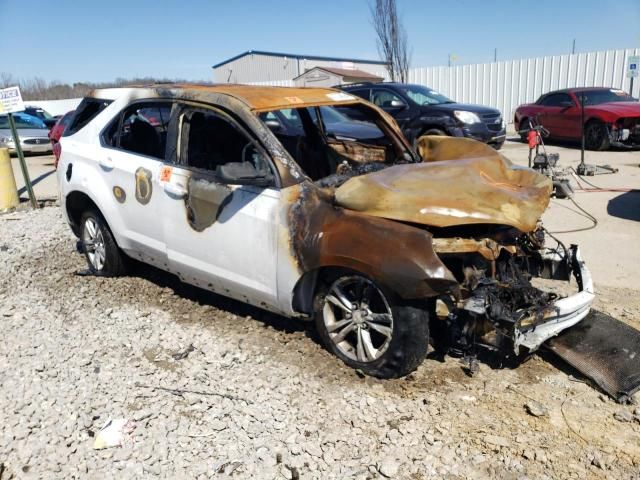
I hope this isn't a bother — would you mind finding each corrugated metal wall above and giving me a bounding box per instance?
[215,53,299,83]
[408,48,640,122]
[214,53,388,84]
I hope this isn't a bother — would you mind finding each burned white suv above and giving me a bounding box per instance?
[58,84,594,378]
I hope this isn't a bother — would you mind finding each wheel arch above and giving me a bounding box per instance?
[66,190,101,237]
[292,265,384,316]
[290,217,459,315]
[65,190,121,246]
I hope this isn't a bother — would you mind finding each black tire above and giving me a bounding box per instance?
[80,209,127,276]
[422,128,447,136]
[584,120,610,151]
[314,272,430,378]
[518,118,530,142]
[492,142,504,151]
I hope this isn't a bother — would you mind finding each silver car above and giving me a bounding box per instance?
[0,112,52,154]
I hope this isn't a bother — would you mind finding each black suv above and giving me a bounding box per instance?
[340,82,506,149]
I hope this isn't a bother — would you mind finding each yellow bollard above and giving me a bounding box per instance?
[0,147,19,212]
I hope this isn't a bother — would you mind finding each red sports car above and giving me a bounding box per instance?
[514,87,639,150]
[48,110,74,167]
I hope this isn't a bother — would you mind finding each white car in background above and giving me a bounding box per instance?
[0,112,52,154]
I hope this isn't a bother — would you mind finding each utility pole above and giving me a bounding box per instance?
[494,48,497,62]
[448,53,451,67]
[572,39,576,54]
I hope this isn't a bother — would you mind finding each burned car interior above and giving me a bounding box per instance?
[261,103,415,184]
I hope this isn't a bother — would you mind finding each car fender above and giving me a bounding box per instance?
[283,184,458,314]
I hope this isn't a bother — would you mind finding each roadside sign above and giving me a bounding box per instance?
[0,86,25,114]
[627,55,639,78]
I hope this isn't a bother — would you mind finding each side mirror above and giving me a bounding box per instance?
[389,99,406,108]
[217,162,272,186]
[559,100,575,108]
[264,119,283,132]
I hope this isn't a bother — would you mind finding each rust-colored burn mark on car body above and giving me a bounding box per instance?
[184,176,233,232]
[432,237,517,262]
[287,184,458,299]
[134,167,153,205]
[334,136,553,233]
[113,186,126,203]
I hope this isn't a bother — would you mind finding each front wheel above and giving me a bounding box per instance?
[584,121,611,151]
[422,128,447,136]
[80,210,127,276]
[314,274,430,378]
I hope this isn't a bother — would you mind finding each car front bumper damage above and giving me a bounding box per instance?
[513,246,594,353]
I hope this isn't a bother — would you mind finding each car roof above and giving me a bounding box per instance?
[88,83,366,113]
[542,87,618,96]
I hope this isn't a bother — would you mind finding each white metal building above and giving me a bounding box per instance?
[293,66,383,87]
[212,50,389,84]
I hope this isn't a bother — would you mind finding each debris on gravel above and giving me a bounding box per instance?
[613,410,634,423]
[525,400,549,417]
[1,206,639,479]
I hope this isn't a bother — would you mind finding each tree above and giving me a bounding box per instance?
[369,0,411,82]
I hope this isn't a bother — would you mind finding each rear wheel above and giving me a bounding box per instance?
[80,210,127,276]
[314,273,430,378]
[584,120,610,151]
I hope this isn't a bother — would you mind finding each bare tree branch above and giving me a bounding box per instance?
[369,0,411,82]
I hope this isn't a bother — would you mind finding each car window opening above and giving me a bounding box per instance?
[260,104,414,184]
[183,110,270,177]
[102,103,171,159]
[64,98,112,137]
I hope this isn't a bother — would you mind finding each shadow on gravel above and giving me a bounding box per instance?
[607,191,640,222]
[129,260,310,336]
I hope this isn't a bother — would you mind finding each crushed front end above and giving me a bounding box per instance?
[431,226,595,356]
[610,117,640,148]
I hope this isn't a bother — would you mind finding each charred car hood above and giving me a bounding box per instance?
[334,136,552,233]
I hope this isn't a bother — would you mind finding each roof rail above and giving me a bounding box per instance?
[339,82,376,88]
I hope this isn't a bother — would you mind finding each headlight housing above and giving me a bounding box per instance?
[0,135,13,146]
[454,110,481,125]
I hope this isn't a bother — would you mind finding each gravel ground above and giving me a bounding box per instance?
[1,206,639,479]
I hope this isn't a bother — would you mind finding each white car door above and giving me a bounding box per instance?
[160,104,280,309]
[100,101,173,267]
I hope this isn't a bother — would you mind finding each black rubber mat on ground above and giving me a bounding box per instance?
[546,310,640,402]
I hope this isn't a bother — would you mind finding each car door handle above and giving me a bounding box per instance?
[163,182,187,199]
[99,157,114,169]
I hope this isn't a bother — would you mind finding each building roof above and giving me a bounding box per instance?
[212,50,388,69]
[103,83,365,112]
[293,66,384,81]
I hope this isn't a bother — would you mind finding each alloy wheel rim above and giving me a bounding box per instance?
[587,125,602,147]
[83,218,106,271]
[323,276,394,363]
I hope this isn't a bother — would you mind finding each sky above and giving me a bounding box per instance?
[3,0,639,84]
